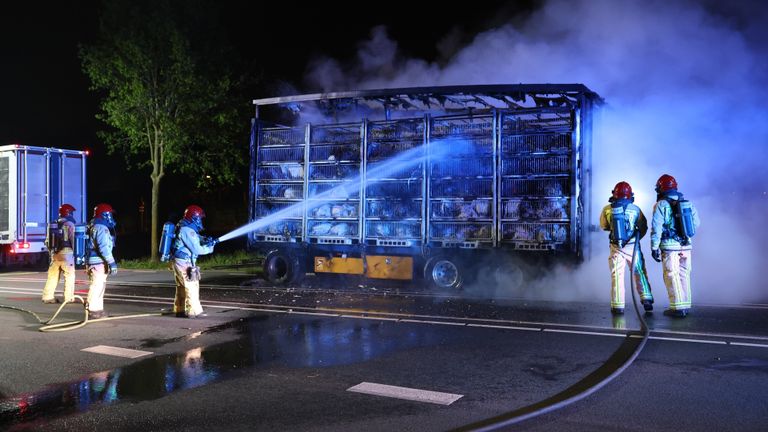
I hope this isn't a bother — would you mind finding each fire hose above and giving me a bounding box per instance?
[0,296,163,332]
[455,237,650,431]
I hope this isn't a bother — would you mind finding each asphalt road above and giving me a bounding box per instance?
[1,269,767,431]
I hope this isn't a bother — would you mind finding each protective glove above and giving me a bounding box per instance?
[108,261,118,275]
[203,236,219,247]
[651,248,661,263]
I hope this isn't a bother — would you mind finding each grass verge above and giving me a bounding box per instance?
[120,250,262,272]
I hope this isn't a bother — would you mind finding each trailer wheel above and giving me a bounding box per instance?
[264,250,304,285]
[424,256,464,290]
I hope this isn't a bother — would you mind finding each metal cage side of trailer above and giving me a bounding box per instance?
[247,85,601,279]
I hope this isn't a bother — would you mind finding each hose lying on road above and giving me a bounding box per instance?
[1,295,164,332]
[454,239,650,431]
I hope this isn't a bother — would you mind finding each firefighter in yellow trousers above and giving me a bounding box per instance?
[170,205,217,318]
[650,174,700,318]
[42,204,77,304]
[600,182,653,315]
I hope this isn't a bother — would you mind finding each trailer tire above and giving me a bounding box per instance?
[264,250,304,285]
[424,256,464,290]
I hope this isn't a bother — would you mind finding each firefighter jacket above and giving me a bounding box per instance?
[87,219,115,265]
[599,200,648,244]
[650,192,700,251]
[172,219,214,263]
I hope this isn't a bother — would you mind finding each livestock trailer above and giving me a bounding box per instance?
[0,145,87,265]
[248,84,602,288]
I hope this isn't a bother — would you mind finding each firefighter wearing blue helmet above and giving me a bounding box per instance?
[170,205,218,318]
[650,174,701,318]
[599,181,653,315]
[42,204,77,304]
[86,203,118,320]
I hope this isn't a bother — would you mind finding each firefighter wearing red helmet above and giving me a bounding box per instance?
[650,174,701,318]
[169,205,218,318]
[85,203,118,319]
[41,204,78,304]
[599,181,654,315]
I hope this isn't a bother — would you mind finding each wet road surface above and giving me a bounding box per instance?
[1,269,767,431]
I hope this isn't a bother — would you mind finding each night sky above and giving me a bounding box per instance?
[0,1,535,237]
[1,1,536,146]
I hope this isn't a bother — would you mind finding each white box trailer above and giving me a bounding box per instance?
[0,145,87,265]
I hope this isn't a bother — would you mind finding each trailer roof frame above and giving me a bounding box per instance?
[252,84,603,118]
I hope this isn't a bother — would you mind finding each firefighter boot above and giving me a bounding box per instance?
[663,308,688,318]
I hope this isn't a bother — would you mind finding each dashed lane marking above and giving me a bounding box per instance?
[82,345,153,358]
[347,382,463,405]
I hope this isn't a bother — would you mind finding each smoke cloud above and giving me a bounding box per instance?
[303,0,768,305]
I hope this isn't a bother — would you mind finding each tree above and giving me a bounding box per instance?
[80,0,244,260]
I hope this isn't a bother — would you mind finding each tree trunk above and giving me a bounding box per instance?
[150,176,161,261]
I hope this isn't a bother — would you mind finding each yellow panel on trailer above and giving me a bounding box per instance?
[314,256,364,274]
[365,255,413,280]
[313,255,414,280]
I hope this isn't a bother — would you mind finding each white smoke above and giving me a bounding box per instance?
[303,0,768,305]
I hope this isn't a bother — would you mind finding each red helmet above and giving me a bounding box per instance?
[655,174,678,193]
[93,203,114,219]
[612,181,633,199]
[184,205,205,221]
[59,203,76,218]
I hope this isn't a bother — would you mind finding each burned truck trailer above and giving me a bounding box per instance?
[248,84,602,289]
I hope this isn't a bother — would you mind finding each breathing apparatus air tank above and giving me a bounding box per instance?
[675,199,696,244]
[46,222,62,254]
[73,225,87,266]
[610,202,632,247]
[159,222,176,262]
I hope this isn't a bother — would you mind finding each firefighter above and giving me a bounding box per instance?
[41,204,77,304]
[599,181,654,315]
[650,174,701,318]
[86,203,118,319]
[170,205,217,318]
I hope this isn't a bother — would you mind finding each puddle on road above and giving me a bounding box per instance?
[0,314,445,430]
[137,317,251,349]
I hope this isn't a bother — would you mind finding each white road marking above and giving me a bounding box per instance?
[649,336,727,345]
[82,345,153,358]
[2,286,768,349]
[400,319,466,326]
[347,382,463,405]
[340,315,400,321]
[467,324,540,331]
[729,341,768,348]
[544,328,626,338]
